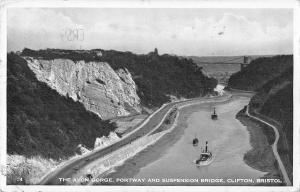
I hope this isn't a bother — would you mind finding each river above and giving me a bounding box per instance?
[103,94,266,186]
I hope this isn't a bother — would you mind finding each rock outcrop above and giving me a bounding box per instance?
[24,57,141,119]
[94,132,120,149]
[75,144,90,155]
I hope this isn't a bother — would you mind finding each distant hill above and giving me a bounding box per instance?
[187,55,274,84]
[227,55,293,91]
[22,48,217,108]
[187,55,274,65]
[7,53,116,160]
[187,55,244,64]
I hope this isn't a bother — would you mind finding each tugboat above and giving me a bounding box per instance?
[192,134,199,146]
[211,107,218,120]
[194,141,213,166]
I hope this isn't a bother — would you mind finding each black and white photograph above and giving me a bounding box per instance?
[0,0,299,191]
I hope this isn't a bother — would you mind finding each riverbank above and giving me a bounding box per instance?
[249,109,293,184]
[236,110,283,186]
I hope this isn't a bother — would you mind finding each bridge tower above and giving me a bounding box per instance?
[240,56,250,70]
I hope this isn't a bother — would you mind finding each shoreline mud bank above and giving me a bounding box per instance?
[236,110,283,186]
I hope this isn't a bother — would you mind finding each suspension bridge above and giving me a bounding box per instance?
[196,56,252,70]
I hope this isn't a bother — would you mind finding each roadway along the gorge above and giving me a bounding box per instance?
[39,93,231,185]
[245,106,292,186]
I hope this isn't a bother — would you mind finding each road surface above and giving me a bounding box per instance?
[246,106,292,186]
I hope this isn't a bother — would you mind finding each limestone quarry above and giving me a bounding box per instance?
[24,57,141,119]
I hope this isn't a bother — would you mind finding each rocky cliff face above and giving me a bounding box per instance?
[24,57,141,119]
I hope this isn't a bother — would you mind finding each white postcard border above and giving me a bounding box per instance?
[0,0,299,192]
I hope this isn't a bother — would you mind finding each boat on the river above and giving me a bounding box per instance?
[194,141,213,166]
[211,107,218,120]
[192,135,199,146]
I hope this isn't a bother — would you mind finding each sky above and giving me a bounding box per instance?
[7,8,293,56]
